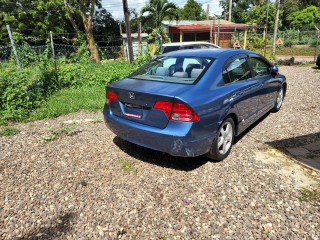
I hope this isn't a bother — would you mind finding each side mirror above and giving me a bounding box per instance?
[271,65,279,77]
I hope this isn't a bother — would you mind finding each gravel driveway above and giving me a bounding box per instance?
[1,66,320,239]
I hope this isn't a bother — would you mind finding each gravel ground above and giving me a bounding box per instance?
[1,66,320,239]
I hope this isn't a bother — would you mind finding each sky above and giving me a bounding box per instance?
[100,0,223,20]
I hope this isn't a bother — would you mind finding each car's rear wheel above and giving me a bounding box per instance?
[271,86,284,113]
[206,118,234,161]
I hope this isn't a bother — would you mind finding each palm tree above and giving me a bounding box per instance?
[140,0,179,28]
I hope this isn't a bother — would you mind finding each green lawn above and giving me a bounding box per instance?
[276,47,319,56]
[29,85,105,121]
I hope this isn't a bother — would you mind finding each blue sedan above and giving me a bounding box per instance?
[103,49,286,161]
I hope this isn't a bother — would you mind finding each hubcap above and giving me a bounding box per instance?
[217,122,233,155]
[276,88,284,109]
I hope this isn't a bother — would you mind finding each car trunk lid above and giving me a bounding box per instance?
[106,78,193,129]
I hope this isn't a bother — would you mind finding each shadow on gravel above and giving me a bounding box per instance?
[113,137,209,171]
[234,112,270,144]
[17,212,76,240]
[267,132,320,171]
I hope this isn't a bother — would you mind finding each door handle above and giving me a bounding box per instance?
[230,91,243,101]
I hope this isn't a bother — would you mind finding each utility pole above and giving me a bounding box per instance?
[206,4,209,20]
[138,20,142,53]
[122,0,134,63]
[315,26,319,63]
[263,0,269,57]
[228,0,232,22]
[119,21,122,34]
[272,0,280,54]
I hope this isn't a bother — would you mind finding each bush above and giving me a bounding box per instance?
[0,57,139,123]
[247,35,265,50]
[284,40,293,47]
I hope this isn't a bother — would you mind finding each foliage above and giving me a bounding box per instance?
[246,34,265,50]
[0,127,20,136]
[0,49,139,123]
[179,0,206,21]
[147,27,170,45]
[280,0,300,28]
[242,4,282,30]
[0,0,77,45]
[219,0,268,23]
[276,46,319,56]
[141,0,179,28]
[64,0,101,62]
[287,6,320,30]
[93,8,121,43]
[29,85,104,121]
[283,40,293,47]
[118,159,136,172]
[299,186,320,203]
[40,123,76,143]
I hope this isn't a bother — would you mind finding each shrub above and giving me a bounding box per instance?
[284,40,293,47]
[0,57,139,123]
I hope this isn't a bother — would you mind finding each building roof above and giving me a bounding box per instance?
[162,20,251,30]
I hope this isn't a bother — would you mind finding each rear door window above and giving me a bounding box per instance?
[223,58,251,84]
[249,57,271,77]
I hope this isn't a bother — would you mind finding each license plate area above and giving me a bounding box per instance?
[124,103,142,119]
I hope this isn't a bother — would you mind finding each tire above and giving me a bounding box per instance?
[271,86,284,113]
[206,118,235,161]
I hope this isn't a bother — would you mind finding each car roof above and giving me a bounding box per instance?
[162,48,257,59]
[162,41,219,47]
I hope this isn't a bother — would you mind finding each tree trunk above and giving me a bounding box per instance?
[272,0,280,54]
[79,0,100,63]
[228,0,232,22]
[63,0,80,35]
[86,28,100,63]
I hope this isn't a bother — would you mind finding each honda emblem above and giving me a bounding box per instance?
[128,92,135,99]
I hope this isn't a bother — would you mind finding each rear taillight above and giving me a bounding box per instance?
[154,101,173,118]
[106,91,118,105]
[171,103,199,122]
[154,101,199,122]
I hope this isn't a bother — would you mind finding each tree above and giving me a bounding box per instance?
[272,0,281,53]
[280,0,299,29]
[64,0,101,63]
[219,0,268,22]
[140,0,179,28]
[287,6,320,30]
[179,0,205,21]
[0,0,76,45]
[299,0,320,8]
[242,4,281,30]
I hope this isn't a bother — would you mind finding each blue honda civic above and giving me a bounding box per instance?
[103,49,286,161]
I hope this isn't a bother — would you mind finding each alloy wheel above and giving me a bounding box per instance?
[217,122,233,155]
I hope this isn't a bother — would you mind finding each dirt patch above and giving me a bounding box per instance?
[256,148,320,189]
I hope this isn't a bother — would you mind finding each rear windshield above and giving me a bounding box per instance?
[162,46,180,53]
[129,56,214,85]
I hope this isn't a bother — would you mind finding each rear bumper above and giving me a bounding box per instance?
[103,106,215,157]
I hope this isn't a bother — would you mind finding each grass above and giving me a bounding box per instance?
[299,185,320,203]
[118,159,136,172]
[0,127,20,137]
[29,85,105,121]
[40,123,77,143]
[276,47,320,56]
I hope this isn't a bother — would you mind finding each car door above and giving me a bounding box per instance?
[248,55,278,114]
[222,55,263,130]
